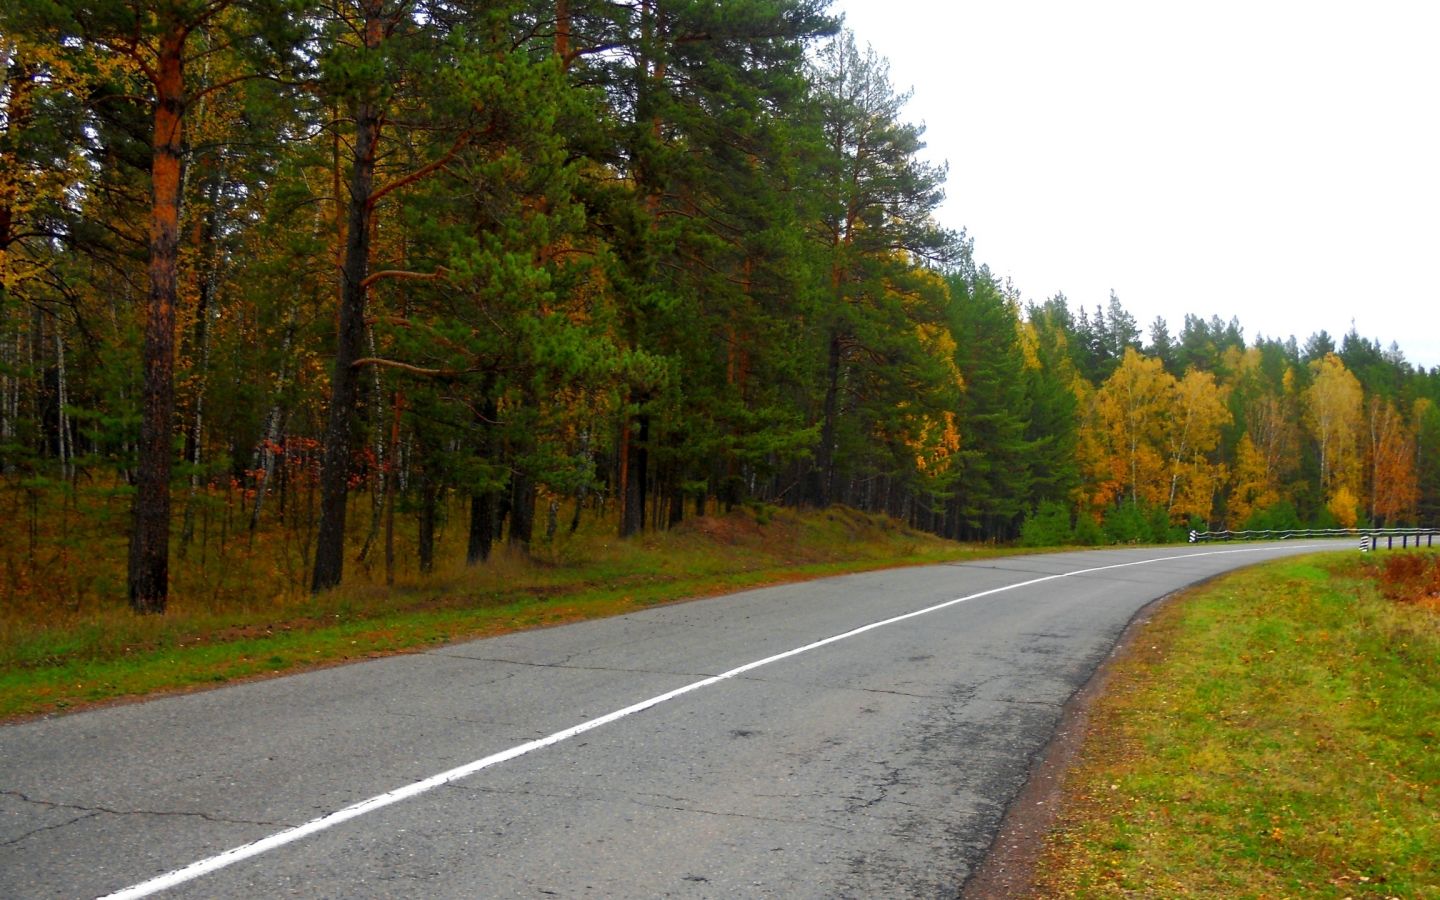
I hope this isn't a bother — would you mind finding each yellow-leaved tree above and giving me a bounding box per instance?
[1224,351,1300,527]
[1089,348,1176,510]
[900,317,964,479]
[1303,354,1363,514]
[1328,485,1359,529]
[1165,369,1231,523]
[1228,433,1278,527]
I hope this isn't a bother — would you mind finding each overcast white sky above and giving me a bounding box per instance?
[832,0,1440,369]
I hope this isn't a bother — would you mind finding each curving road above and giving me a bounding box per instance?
[0,541,1348,898]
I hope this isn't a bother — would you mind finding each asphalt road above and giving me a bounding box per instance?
[1,541,1349,898]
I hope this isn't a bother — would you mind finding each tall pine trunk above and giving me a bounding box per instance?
[311,4,384,593]
[417,469,438,573]
[667,475,684,528]
[813,328,842,507]
[128,25,187,614]
[620,403,649,537]
[468,492,496,564]
[509,469,536,550]
[466,394,499,564]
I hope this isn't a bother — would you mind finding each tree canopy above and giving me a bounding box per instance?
[2,2,1437,609]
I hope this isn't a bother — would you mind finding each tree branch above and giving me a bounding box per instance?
[361,266,450,290]
[91,35,160,86]
[366,130,471,209]
[563,41,628,67]
[352,357,470,378]
[189,71,277,104]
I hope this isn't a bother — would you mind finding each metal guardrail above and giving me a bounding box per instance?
[1358,531,1438,552]
[1188,527,1439,552]
[1186,527,1365,541]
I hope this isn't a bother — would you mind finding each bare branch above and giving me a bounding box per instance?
[189,71,274,103]
[366,129,471,209]
[352,357,469,378]
[361,266,450,290]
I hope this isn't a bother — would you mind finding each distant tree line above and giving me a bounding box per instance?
[2,1,1437,611]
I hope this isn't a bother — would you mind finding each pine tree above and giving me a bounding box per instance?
[806,30,957,508]
[1148,315,1175,373]
[945,266,1032,539]
[1019,298,1082,506]
[7,0,305,611]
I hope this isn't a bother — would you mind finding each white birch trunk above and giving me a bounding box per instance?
[249,311,297,535]
[55,325,71,481]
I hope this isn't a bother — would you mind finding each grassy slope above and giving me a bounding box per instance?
[1033,552,1440,898]
[1,505,1001,720]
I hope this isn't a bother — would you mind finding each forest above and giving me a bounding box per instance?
[2,0,1438,615]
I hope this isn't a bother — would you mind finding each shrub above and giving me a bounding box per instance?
[1242,501,1303,533]
[1378,552,1440,604]
[1103,501,1150,544]
[1020,501,1073,547]
[1073,511,1104,546]
[1146,504,1178,543]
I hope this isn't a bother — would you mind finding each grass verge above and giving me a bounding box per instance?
[1,505,999,721]
[1033,551,1440,898]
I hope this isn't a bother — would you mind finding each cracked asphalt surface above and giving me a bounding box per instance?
[0,542,1346,898]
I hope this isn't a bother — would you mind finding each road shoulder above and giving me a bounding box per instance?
[960,587,1181,897]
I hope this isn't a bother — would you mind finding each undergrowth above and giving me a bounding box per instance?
[0,486,986,719]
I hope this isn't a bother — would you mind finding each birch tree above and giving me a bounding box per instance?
[1303,353,1363,507]
[1165,368,1230,522]
[1091,348,1175,509]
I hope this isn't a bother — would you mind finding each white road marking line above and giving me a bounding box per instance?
[100,543,1326,899]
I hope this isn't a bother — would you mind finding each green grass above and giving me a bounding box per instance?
[1035,552,1440,898]
[1,503,1009,719]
